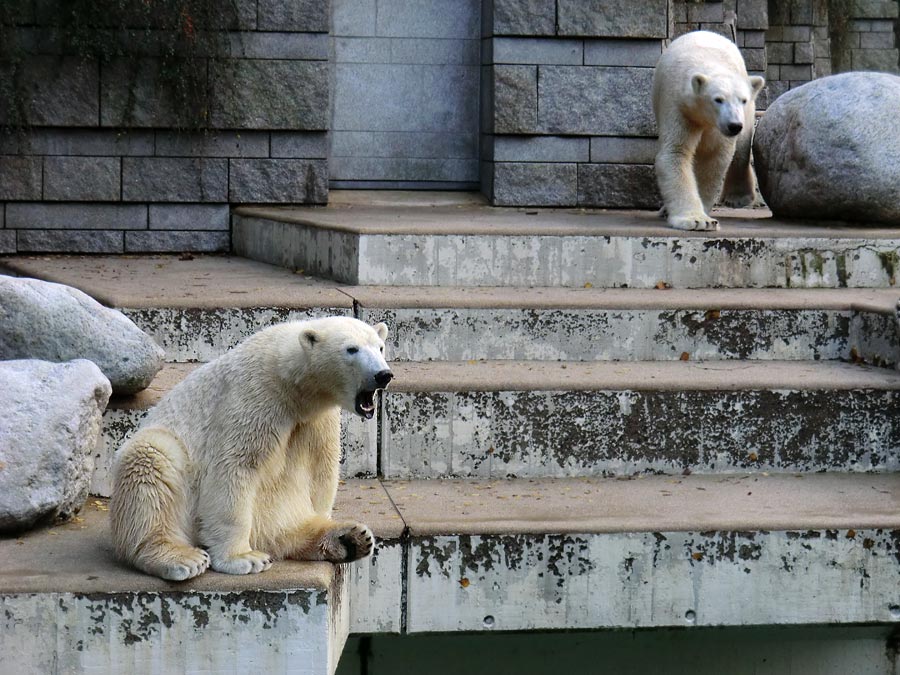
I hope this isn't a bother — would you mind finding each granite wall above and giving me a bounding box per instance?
[1,0,898,253]
[0,0,329,254]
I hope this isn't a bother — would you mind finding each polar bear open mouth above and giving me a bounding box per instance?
[355,390,377,419]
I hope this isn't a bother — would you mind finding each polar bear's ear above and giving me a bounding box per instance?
[691,73,708,95]
[301,328,318,347]
[373,322,389,340]
[749,76,765,98]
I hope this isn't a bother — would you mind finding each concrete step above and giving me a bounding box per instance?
[4,474,899,653]
[0,480,405,673]
[3,256,898,364]
[387,473,900,633]
[92,360,900,496]
[381,360,900,478]
[353,286,900,365]
[232,196,900,288]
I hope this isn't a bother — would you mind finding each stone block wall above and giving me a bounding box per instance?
[480,0,669,208]
[0,0,329,254]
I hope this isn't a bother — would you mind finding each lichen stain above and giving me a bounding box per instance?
[415,537,457,579]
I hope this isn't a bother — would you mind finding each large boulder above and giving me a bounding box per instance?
[753,72,900,225]
[0,359,112,533]
[0,275,164,394]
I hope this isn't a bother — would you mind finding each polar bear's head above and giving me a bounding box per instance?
[297,317,392,419]
[691,72,765,137]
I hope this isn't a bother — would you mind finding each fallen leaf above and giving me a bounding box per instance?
[863,538,875,549]
[459,577,470,588]
[705,309,721,320]
[680,352,690,361]
[584,282,593,289]
[692,552,704,561]
[846,529,856,539]
[748,452,758,462]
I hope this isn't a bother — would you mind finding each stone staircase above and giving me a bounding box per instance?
[3,193,900,673]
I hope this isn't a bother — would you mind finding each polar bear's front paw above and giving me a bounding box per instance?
[322,523,375,563]
[669,213,719,231]
[211,550,274,575]
[158,546,210,581]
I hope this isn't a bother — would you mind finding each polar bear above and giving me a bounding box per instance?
[652,30,765,230]
[110,316,392,581]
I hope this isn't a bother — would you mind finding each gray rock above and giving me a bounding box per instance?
[0,276,164,394]
[753,72,900,225]
[0,359,111,533]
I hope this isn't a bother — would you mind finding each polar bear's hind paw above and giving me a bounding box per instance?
[323,523,375,563]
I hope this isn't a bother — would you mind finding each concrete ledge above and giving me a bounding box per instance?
[232,202,900,287]
[388,359,900,392]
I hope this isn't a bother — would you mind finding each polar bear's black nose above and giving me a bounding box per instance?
[726,122,743,136]
[375,370,393,388]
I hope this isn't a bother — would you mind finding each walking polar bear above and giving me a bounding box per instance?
[110,317,392,581]
[653,30,765,230]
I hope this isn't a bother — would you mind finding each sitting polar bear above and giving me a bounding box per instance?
[653,30,765,230]
[110,316,392,581]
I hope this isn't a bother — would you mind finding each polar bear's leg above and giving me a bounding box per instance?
[655,128,719,231]
[695,131,737,215]
[279,515,375,563]
[199,477,274,575]
[110,429,210,581]
[721,106,757,207]
[198,470,274,575]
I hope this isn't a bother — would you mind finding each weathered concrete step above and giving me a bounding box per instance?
[5,474,899,652]
[233,198,900,288]
[353,287,900,364]
[382,360,900,477]
[5,256,897,363]
[0,501,348,675]
[95,364,376,497]
[390,473,900,633]
[5,254,897,363]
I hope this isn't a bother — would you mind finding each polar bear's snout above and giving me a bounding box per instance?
[375,370,393,388]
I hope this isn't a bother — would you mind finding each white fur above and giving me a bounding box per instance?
[110,317,390,581]
[652,30,765,231]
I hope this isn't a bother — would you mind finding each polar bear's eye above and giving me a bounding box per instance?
[380,346,384,353]
[714,97,725,104]
[346,346,359,354]
[740,98,748,104]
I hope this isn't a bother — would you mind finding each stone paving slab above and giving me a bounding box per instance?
[381,473,900,536]
[0,254,350,309]
[234,202,900,239]
[346,285,900,312]
[389,359,900,392]
[3,254,897,312]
